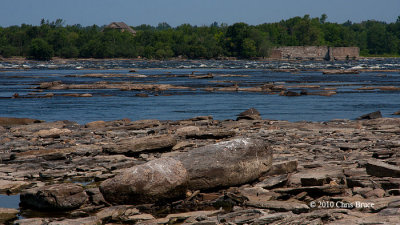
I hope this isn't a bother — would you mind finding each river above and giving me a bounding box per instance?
[1,58,400,124]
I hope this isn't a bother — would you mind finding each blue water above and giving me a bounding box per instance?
[1,60,400,124]
[0,194,19,208]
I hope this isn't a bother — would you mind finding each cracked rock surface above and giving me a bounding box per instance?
[1,115,400,224]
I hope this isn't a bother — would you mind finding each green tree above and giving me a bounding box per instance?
[28,38,53,60]
[80,39,105,58]
[366,21,387,54]
[242,38,257,58]
[320,14,328,24]
[258,40,273,58]
[225,23,250,57]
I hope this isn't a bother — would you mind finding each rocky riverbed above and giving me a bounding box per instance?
[1,109,400,224]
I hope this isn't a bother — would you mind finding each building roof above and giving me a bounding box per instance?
[105,22,136,35]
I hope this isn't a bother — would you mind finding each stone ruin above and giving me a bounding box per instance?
[270,46,359,61]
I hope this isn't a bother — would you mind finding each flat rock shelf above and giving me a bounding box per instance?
[1,113,400,224]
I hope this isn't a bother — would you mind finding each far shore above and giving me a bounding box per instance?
[2,56,400,73]
[1,56,400,64]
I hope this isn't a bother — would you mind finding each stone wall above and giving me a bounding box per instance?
[329,47,359,60]
[273,46,329,60]
[270,46,359,61]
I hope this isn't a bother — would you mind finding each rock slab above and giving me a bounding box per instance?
[103,135,177,155]
[366,161,400,178]
[0,117,42,127]
[0,208,19,224]
[20,183,88,211]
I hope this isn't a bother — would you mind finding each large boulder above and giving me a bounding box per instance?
[20,183,88,211]
[174,138,272,190]
[100,158,188,204]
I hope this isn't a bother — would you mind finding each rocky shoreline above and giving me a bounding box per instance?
[1,109,400,224]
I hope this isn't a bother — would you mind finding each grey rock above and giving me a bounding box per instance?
[0,180,30,194]
[289,167,344,186]
[253,212,293,224]
[363,188,386,198]
[125,119,161,130]
[370,196,400,212]
[240,187,277,202]
[378,208,400,216]
[0,117,42,127]
[84,120,106,129]
[218,209,265,224]
[47,216,100,225]
[13,218,45,225]
[174,138,272,190]
[185,129,236,139]
[388,200,400,208]
[236,108,262,120]
[20,183,88,211]
[100,158,188,204]
[96,205,140,222]
[122,213,155,223]
[325,215,400,225]
[175,126,200,136]
[372,149,395,159]
[357,111,382,120]
[266,160,298,176]
[39,170,67,180]
[10,121,68,135]
[34,128,71,138]
[273,185,346,196]
[255,174,288,189]
[154,210,221,224]
[366,161,400,178]
[0,208,18,224]
[86,188,108,206]
[246,200,310,214]
[103,135,177,155]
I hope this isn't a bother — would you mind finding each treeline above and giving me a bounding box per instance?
[0,15,400,60]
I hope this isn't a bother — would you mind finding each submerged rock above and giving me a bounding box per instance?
[174,138,272,190]
[100,158,188,204]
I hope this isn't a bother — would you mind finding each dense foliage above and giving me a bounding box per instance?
[0,15,399,60]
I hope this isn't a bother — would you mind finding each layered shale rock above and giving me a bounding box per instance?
[103,135,177,155]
